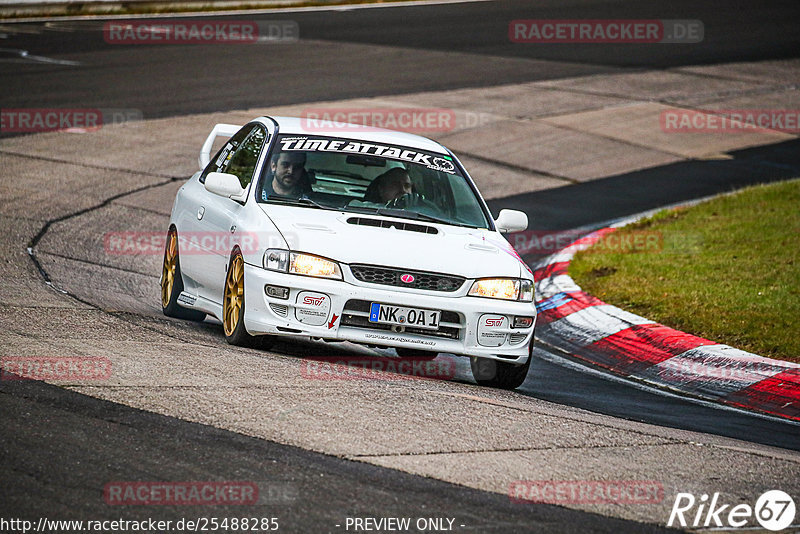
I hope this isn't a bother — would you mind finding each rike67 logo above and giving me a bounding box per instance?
[668,490,796,531]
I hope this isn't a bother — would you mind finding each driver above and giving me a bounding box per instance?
[263,151,308,198]
[363,168,413,204]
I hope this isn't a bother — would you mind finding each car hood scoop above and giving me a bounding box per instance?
[346,216,438,235]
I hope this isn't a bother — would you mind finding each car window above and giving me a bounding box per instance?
[200,124,266,185]
[226,126,267,189]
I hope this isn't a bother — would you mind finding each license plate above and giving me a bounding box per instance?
[369,303,440,330]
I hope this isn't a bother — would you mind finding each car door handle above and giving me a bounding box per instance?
[197,206,205,220]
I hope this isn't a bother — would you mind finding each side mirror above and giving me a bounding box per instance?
[495,209,528,233]
[205,172,247,201]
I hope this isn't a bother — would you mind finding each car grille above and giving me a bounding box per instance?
[350,264,465,292]
[341,299,462,340]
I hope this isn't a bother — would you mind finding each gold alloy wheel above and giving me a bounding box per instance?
[223,254,245,336]
[161,231,177,309]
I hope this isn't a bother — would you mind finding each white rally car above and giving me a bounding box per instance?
[161,117,536,389]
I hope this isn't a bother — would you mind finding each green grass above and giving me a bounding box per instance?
[569,179,800,363]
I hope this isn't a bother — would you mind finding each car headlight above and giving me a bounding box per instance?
[469,278,533,302]
[263,249,342,280]
[519,279,533,302]
[290,253,342,279]
[264,249,290,271]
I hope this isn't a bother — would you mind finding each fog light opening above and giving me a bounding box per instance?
[513,316,534,329]
[265,284,289,300]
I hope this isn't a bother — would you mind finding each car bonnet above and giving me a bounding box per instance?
[259,204,526,280]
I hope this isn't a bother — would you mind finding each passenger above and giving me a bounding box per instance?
[363,168,413,203]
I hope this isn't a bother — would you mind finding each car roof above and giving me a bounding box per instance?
[258,116,451,155]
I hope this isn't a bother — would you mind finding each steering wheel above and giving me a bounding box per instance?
[384,192,424,210]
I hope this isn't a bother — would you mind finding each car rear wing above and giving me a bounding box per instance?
[198,123,241,170]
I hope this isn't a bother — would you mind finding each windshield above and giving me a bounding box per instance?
[256,134,490,229]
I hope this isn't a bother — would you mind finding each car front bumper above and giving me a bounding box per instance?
[242,264,536,364]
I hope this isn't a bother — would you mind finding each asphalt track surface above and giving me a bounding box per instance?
[2,0,800,120]
[2,0,800,531]
[2,378,659,533]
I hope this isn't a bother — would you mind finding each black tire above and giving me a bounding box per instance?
[161,228,206,322]
[470,355,531,390]
[223,250,274,349]
[395,347,438,360]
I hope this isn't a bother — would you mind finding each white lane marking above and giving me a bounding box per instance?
[1,0,493,23]
[44,22,87,32]
[0,24,43,34]
[677,343,800,369]
[532,345,800,427]
[639,344,798,397]
[546,304,654,347]
[535,273,580,300]
[0,47,80,65]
